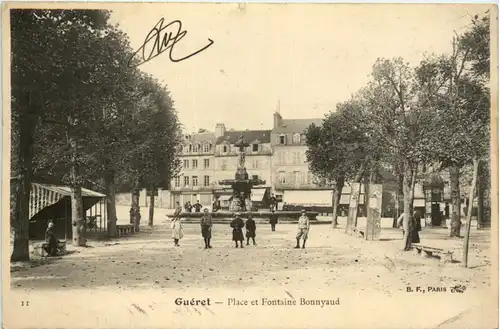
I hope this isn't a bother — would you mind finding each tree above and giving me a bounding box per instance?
[305,97,377,229]
[360,57,437,250]
[10,9,110,260]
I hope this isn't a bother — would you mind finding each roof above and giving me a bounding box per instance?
[216,130,272,145]
[34,183,106,198]
[273,118,323,133]
[183,132,217,144]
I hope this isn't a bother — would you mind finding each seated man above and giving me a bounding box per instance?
[43,221,60,256]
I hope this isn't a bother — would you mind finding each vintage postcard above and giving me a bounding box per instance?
[3,2,499,329]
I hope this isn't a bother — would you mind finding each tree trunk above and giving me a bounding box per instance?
[105,174,117,237]
[393,173,404,228]
[331,177,344,228]
[11,103,37,262]
[462,158,479,267]
[148,188,155,227]
[70,136,86,247]
[476,160,484,229]
[449,164,462,236]
[402,163,415,251]
[344,157,379,234]
[131,176,141,231]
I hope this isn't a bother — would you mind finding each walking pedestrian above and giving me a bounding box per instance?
[230,212,245,248]
[245,214,256,246]
[201,208,213,249]
[295,209,310,249]
[171,216,184,247]
[269,210,278,232]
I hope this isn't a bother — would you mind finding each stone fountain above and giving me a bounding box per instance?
[218,133,266,212]
[176,133,318,223]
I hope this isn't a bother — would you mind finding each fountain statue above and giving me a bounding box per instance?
[218,132,266,212]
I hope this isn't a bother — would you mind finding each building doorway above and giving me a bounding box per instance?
[431,203,441,226]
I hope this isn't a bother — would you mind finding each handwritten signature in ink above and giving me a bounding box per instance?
[128,18,214,68]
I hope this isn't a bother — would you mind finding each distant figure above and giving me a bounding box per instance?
[245,215,257,246]
[193,200,203,213]
[230,213,245,248]
[200,208,213,249]
[212,198,220,212]
[295,209,310,249]
[269,194,277,211]
[397,212,405,236]
[174,202,182,219]
[412,210,422,244]
[269,210,278,232]
[171,217,184,247]
[43,221,59,256]
[185,201,193,213]
[239,192,246,212]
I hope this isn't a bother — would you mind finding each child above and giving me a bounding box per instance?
[246,214,256,246]
[171,216,184,247]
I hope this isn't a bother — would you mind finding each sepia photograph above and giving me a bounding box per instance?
[3,3,498,329]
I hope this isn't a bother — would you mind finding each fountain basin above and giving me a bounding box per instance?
[176,211,318,224]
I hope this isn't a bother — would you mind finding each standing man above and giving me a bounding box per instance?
[200,208,213,249]
[295,209,310,249]
[230,213,245,248]
[193,200,203,213]
[269,194,277,211]
[269,210,278,232]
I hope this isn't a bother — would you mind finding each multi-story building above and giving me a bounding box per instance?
[270,111,365,210]
[212,123,273,209]
[169,131,217,208]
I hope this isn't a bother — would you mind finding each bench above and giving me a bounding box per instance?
[116,224,136,237]
[413,244,454,263]
[35,241,67,257]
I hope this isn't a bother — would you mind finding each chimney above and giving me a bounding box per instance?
[273,112,282,128]
[215,123,226,138]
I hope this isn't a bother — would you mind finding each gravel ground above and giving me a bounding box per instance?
[7,208,496,329]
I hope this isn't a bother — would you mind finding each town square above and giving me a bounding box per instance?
[5,4,497,329]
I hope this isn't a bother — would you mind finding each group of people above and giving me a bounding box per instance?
[170,202,310,249]
[184,201,203,213]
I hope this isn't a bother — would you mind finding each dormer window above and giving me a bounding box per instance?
[222,144,228,153]
[292,133,301,144]
[252,143,259,152]
[279,134,286,145]
[203,143,211,153]
[183,145,190,154]
[193,144,200,152]
[188,144,192,152]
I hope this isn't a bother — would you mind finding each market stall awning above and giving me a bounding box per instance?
[218,195,233,202]
[29,183,105,219]
[251,189,266,202]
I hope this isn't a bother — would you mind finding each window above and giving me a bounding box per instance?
[189,144,192,152]
[174,177,180,187]
[293,133,301,144]
[183,145,189,154]
[183,160,189,168]
[204,159,210,168]
[293,171,301,184]
[221,159,227,171]
[292,152,301,165]
[204,175,210,186]
[251,160,259,169]
[222,145,228,153]
[192,176,198,187]
[252,143,259,152]
[307,172,313,185]
[203,143,211,153]
[193,144,200,152]
[279,135,286,145]
[184,176,189,187]
[192,159,198,169]
[278,171,286,184]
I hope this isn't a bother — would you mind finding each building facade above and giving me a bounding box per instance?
[169,131,217,208]
[212,123,272,209]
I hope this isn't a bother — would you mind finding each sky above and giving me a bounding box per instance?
[109,3,490,133]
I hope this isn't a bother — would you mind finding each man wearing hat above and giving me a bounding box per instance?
[200,208,213,249]
[230,212,245,248]
[295,209,310,249]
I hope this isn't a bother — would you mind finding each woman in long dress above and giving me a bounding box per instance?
[171,217,184,247]
[230,213,245,248]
